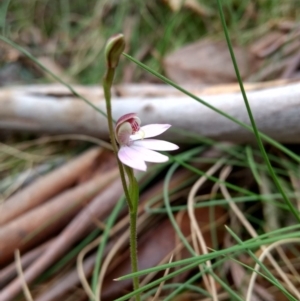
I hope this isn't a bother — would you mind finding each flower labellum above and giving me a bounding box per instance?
[115,113,179,171]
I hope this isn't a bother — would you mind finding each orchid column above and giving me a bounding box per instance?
[103,34,178,301]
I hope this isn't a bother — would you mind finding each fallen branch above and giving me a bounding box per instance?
[0,80,300,142]
[35,254,97,301]
[0,167,119,264]
[0,178,123,301]
[0,148,102,225]
[33,161,221,301]
[34,240,118,301]
[0,239,53,287]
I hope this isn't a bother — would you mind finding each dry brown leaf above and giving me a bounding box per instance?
[250,32,284,58]
[101,206,226,300]
[33,168,195,301]
[31,158,225,301]
[163,39,257,85]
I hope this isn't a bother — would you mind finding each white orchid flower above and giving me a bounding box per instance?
[115,113,179,171]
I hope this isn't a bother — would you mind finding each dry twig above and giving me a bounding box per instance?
[0,148,102,225]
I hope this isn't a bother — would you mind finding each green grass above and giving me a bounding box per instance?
[2,0,299,84]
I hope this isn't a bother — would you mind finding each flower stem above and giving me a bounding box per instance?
[103,67,133,212]
[129,210,140,299]
[103,34,140,301]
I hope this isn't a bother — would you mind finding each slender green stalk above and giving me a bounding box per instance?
[0,0,10,35]
[103,67,133,212]
[216,0,300,223]
[129,211,140,296]
[103,34,140,301]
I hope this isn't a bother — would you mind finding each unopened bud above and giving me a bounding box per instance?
[105,33,125,68]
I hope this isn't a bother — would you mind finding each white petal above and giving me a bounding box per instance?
[133,139,179,151]
[131,145,169,163]
[116,122,132,145]
[118,146,147,171]
[130,124,171,140]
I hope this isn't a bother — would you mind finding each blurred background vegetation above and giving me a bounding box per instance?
[1,0,300,85]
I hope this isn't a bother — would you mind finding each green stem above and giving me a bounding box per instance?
[129,210,140,300]
[123,159,140,300]
[103,65,140,301]
[103,67,133,212]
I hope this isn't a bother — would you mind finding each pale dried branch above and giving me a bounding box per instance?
[0,80,299,142]
[0,147,102,225]
[0,167,118,264]
[0,178,123,301]
[0,239,53,287]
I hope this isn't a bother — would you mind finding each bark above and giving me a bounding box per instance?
[0,179,123,301]
[0,168,118,264]
[0,80,299,142]
[0,148,102,225]
[0,239,53,287]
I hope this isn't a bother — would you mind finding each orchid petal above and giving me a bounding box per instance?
[130,145,169,163]
[133,139,179,151]
[116,113,137,127]
[130,124,171,140]
[116,122,132,145]
[118,146,147,171]
[115,113,141,143]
